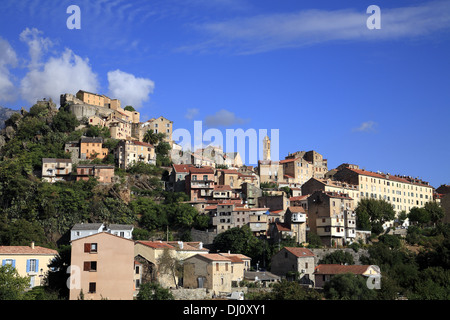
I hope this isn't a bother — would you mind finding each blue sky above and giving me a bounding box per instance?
[0,0,449,188]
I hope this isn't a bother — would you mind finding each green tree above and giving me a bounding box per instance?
[212,226,264,263]
[424,201,445,225]
[355,198,395,235]
[52,109,79,133]
[157,248,182,289]
[319,250,355,265]
[124,106,135,111]
[136,282,174,300]
[408,207,430,226]
[269,279,322,300]
[46,245,71,299]
[0,264,30,300]
[323,273,377,300]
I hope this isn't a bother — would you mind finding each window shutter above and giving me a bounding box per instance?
[84,243,91,253]
[84,261,90,271]
[1,260,5,266]
[35,260,39,272]
[12,260,16,268]
[26,259,30,272]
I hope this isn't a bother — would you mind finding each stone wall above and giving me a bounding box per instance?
[190,229,217,246]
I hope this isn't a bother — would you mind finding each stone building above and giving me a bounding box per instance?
[307,190,356,247]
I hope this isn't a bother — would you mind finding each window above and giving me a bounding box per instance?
[216,263,219,271]
[89,282,96,293]
[84,261,97,271]
[84,243,98,253]
[28,259,37,273]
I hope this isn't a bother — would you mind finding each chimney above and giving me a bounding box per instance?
[31,241,35,249]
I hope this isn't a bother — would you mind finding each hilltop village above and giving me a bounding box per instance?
[0,90,449,301]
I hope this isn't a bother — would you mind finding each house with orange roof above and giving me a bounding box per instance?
[0,242,58,288]
[314,264,381,288]
[270,247,316,285]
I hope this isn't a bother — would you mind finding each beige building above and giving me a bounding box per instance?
[134,241,208,288]
[69,232,136,300]
[108,118,132,140]
[307,190,356,247]
[42,158,72,182]
[301,177,360,209]
[183,253,234,293]
[141,116,173,145]
[114,140,156,169]
[270,247,315,285]
[0,242,58,288]
[76,164,115,184]
[333,166,435,226]
[76,90,140,124]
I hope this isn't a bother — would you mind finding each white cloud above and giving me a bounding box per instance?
[107,69,155,109]
[204,109,248,127]
[0,37,18,103]
[19,27,53,69]
[20,48,99,105]
[353,121,377,133]
[180,0,450,54]
[185,108,199,119]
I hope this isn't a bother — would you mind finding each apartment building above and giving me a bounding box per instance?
[41,158,72,182]
[0,242,58,288]
[76,164,115,183]
[108,118,132,140]
[301,177,360,209]
[307,190,356,247]
[333,166,435,221]
[80,137,109,160]
[186,166,215,202]
[114,140,156,169]
[69,232,135,300]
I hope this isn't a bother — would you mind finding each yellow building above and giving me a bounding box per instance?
[141,116,173,145]
[333,166,435,226]
[0,242,58,288]
[183,253,234,293]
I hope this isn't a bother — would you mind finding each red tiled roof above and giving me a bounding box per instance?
[275,223,291,232]
[197,253,232,261]
[0,245,58,255]
[214,185,232,191]
[284,247,315,257]
[314,264,372,275]
[279,158,299,164]
[173,164,192,173]
[137,241,174,249]
[133,141,154,148]
[287,206,306,213]
[290,195,309,201]
[189,167,215,174]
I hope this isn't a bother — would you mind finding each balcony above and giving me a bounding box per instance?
[291,213,306,223]
[191,181,214,188]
